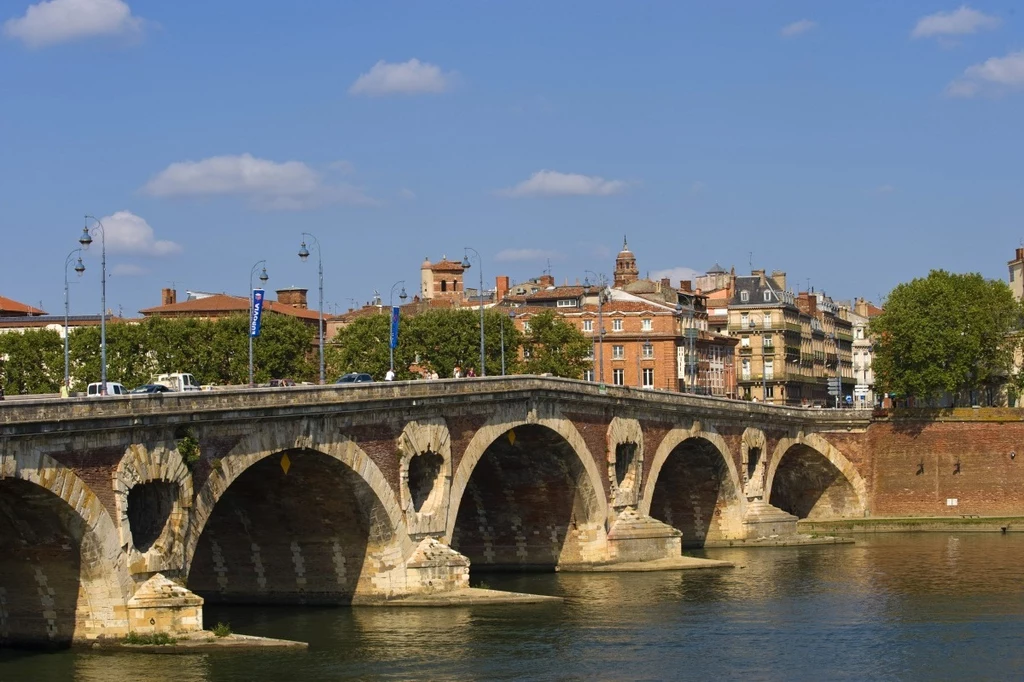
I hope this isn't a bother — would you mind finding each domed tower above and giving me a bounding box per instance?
[613,236,639,288]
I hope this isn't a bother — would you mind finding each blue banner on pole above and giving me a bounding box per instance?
[250,289,265,338]
[390,306,400,349]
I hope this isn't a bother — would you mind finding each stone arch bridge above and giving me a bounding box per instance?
[0,376,876,644]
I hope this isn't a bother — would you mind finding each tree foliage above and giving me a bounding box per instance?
[1,313,316,394]
[327,307,523,380]
[871,270,1022,404]
[520,310,592,378]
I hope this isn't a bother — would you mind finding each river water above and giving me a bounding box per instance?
[2,533,1022,681]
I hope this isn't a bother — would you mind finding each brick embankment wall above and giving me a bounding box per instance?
[863,411,1024,517]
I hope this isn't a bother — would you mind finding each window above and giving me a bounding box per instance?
[854,326,864,340]
[613,368,624,386]
[764,290,772,302]
[642,368,654,388]
[763,313,772,328]
[612,345,624,359]
[613,319,623,332]
[583,319,593,332]
[763,334,773,348]
[523,347,532,358]
[765,385,774,399]
[764,359,774,380]
[441,280,447,293]
[557,299,578,308]
[741,336,750,347]
[740,291,749,302]
[641,318,652,331]
[740,313,749,327]
[584,369,594,382]
[642,344,654,359]
[523,320,531,332]
[741,358,751,380]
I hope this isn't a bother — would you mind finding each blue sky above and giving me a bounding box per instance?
[2,1,1023,316]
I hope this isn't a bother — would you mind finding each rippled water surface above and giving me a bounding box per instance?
[2,533,1022,681]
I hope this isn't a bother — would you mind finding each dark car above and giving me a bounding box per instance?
[269,378,296,387]
[129,384,172,394]
[335,373,373,384]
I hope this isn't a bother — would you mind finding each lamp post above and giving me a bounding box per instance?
[63,249,85,393]
[248,261,269,387]
[462,247,485,376]
[298,234,325,385]
[500,310,515,375]
[79,216,107,392]
[389,280,408,375]
[584,271,606,384]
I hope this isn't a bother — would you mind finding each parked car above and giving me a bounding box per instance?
[87,382,127,397]
[269,378,296,387]
[336,373,373,384]
[129,384,173,394]
[152,372,202,392]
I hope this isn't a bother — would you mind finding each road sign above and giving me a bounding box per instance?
[827,377,841,396]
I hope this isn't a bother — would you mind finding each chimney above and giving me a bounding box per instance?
[796,292,817,315]
[1016,248,1024,262]
[161,288,176,306]
[496,275,510,303]
[661,277,672,290]
[276,288,308,309]
[771,270,786,291]
[538,274,555,287]
[854,297,869,317]
[752,269,766,281]
[680,279,692,292]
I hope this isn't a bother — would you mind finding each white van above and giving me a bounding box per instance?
[153,373,202,392]
[87,382,127,397]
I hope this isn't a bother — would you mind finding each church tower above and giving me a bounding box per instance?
[613,236,639,288]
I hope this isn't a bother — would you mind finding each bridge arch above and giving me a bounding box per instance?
[765,433,867,519]
[446,405,608,570]
[639,424,745,547]
[186,423,405,604]
[0,451,129,645]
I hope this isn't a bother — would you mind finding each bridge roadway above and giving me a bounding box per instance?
[0,376,878,644]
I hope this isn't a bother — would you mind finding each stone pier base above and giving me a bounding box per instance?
[742,501,799,540]
[604,507,683,563]
[126,573,204,636]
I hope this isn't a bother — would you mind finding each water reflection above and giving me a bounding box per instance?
[1,534,1021,681]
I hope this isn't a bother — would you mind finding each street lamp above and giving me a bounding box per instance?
[248,261,269,387]
[79,216,107,393]
[500,310,515,375]
[298,233,325,385]
[389,280,408,375]
[462,247,486,376]
[63,249,85,393]
[584,271,606,384]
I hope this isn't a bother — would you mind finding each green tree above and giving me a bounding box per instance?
[0,329,64,394]
[327,312,416,380]
[520,310,591,379]
[871,270,1022,404]
[210,314,316,385]
[145,316,221,385]
[68,322,152,390]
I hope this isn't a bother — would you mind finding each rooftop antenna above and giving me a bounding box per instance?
[748,251,753,270]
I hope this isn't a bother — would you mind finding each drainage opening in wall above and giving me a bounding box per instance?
[615,442,637,488]
[408,451,443,513]
[127,481,177,552]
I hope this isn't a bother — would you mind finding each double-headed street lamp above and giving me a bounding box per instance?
[78,216,107,392]
[249,261,269,387]
[462,247,486,377]
[298,234,325,385]
[63,249,85,392]
[583,270,606,384]
[389,280,408,374]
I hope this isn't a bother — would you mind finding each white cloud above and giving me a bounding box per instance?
[349,59,455,96]
[650,266,702,285]
[780,19,817,38]
[912,6,999,39]
[4,0,142,48]
[97,210,181,257]
[495,248,559,263]
[499,170,629,198]
[143,153,378,210]
[946,50,1024,97]
[111,263,146,276]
